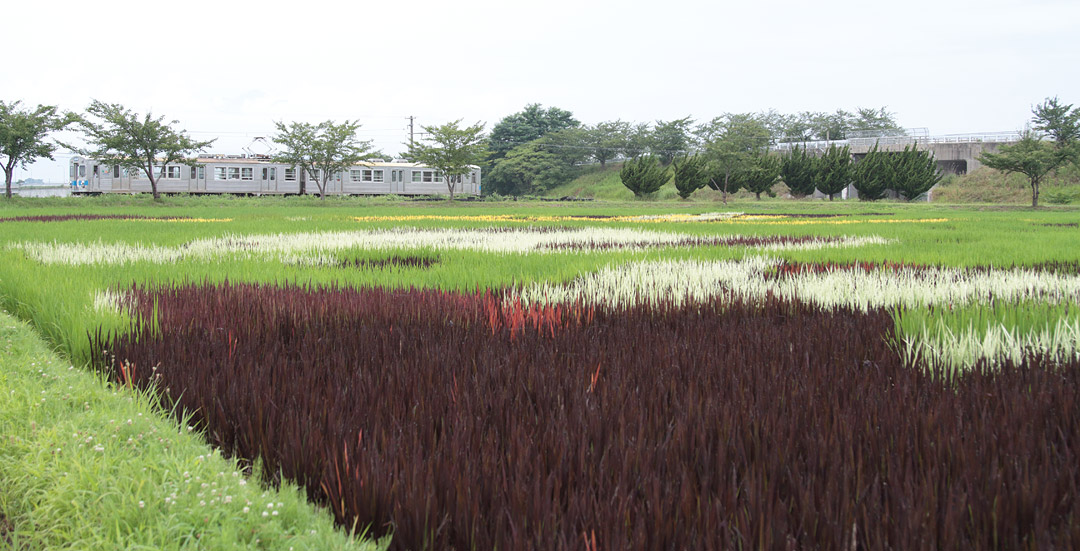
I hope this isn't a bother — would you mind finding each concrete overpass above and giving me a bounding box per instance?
[774,131,1022,175]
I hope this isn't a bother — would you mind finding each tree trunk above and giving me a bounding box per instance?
[299,169,307,195]
[829,193,835,201]
[447,173,455,201]
[755,191,762,200]
[150,177,161,201]
[600,159,606,169]
[3,166,13,199]
[1032,180,1039,207]
[722,170,730,206]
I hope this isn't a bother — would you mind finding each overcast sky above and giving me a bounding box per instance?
[8,0,1079,181]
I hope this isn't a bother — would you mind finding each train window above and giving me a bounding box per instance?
[79,165,86,178]
[434,171,443,182]
[269,168,276,180]
[350,169,363,182]
[198,166,205,180]
[214,167,228,180]
[360,169,384,183]
[261,168,268,180]
[284,168,297,181]
[93,165,99,176]
[190,166,197,179]
[165,166,182,179]
[228,167,241,180]
[114,165,120,178]
[411,171,422,183]
[472,172,477,184]
[241,168,254,181]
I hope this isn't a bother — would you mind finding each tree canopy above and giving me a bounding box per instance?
[1,100,75,198]
[272,119,374,199]
[77,100,214,201]
[487,104,578,162]
[646,117,695,165]
[407,120,487,200]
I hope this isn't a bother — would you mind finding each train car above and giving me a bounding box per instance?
[70,155,481,197]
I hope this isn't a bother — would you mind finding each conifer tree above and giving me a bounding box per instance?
[814,144,852,200]
[779,145,816,198]
[892,143,942,201]
[737,154,782,200]
[671,154,708,199]
[620,155,669,198]
[851,143,889,201]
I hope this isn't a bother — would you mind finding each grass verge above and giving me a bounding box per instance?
[0,308,382,550]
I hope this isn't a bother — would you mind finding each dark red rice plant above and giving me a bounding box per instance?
[92,284,1080,550]
[0,214,191,223]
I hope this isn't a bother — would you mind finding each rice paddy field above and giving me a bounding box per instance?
[1,197,1079,549]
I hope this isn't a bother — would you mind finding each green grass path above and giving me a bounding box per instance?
[0,309,381,550]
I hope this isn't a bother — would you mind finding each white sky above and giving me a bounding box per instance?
[8,0,1080,182]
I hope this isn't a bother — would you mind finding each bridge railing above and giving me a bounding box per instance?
[847,131,1023,147]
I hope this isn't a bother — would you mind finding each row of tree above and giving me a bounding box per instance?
[622,143,943,202]
[482,104,906,196]
[0,99,487,201]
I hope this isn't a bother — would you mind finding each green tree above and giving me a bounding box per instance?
[891,144,942,201]
[671,154,709,199]
[487,104,578,162]
[486,137,586,196]
[1032,96,1080,147]
[814,144,853,200]
[407,120,487,200]
[809,110,853,141]
[584,120,631,168]
[272,119,374,199]
[850,107,905,137]
[646,117,695,165]
[486,128,589,196]
[1,100,75,199]
[736,153,781,200]
[77,100,214,201]
[851,144,889,201]
[780,145,816,197]
[980,132,1068,207]
[620,155,669,198]
[703,114,771,204]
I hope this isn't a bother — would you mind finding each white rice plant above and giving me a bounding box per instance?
[10,228,886,266]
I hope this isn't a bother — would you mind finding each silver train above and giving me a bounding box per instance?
[69,155,481,196]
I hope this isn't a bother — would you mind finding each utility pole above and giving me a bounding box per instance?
[407,116,415,149]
